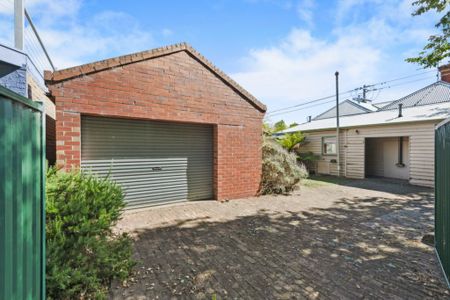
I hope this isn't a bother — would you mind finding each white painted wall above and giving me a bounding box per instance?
[366,137,409,180]
[298,121,436,187]
[383,138,409,180]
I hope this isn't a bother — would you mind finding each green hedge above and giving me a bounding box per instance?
[46,168,134,299]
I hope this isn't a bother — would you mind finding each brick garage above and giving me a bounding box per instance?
[45,43,266,207]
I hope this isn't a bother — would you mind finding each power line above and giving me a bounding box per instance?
[268,74,438,118]
[266,89,355,115]
[372,75,437,91]
[267,69,441,115]
[267,99,336,118]
[368,69,436,87]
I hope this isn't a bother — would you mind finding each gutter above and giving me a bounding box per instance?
[285,118,450,134]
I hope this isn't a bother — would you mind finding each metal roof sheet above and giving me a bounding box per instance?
[352,99,378,112]
[282,101,450,133]
[380,81,450,111]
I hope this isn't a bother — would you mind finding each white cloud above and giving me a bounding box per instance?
[0,0,156,69]
[25,0,82,21]
[0,1,14,15]
[232,0,439,123]
[232,28,381,110]
[296,0,315,27]
[37,10,155,68]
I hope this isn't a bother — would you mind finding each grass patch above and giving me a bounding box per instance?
[302,175,348,187]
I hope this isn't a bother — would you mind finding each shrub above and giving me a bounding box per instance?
[296,151,320,174]
[46,168,134,299]
[260,137,308,194]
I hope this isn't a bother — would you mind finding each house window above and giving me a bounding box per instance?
[322,137,337,155]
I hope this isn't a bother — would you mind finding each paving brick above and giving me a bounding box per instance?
[112,178,450,299]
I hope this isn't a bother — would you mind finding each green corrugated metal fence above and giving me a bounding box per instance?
[0,85,46,299]
[435,117,450,286]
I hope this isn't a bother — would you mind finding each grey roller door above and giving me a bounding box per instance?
[81,116,214,209]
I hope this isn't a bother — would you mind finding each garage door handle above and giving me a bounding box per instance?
[152,167,162,171]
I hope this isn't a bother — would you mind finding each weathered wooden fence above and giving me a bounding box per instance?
[435,117,450,286]
[0,85,46,299]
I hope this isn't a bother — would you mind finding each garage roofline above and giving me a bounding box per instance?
[44,42,266,112]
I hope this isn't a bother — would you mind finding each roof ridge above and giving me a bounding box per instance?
[44,43,266,112]
[313,99,375,120]
[313,99,351,120]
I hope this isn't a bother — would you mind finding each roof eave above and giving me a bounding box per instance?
[287,117,446,133]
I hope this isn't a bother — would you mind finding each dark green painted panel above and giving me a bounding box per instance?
[0,85,45,299]
[435,119,450,286]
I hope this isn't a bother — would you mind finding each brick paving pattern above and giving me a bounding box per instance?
[111,178,450,299]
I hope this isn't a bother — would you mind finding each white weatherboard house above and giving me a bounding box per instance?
[283,64,450,187]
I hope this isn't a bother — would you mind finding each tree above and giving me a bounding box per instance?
[263,120,298,135]
[273,120,288,132]
[406,0,450,68]
[277,131,305,152]
[263,120,304,151]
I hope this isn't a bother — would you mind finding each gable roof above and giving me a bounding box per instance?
[44,43,266,112]
[314,99,378,120]
[379,81,450,111]
[282,81,450,133]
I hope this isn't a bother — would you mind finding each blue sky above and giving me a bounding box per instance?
[0,0,443,123]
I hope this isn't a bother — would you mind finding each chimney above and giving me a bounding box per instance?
[398,103,403,118]
[439,63,450,83]
[307,116,312,122]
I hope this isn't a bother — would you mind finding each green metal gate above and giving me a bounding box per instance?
[0,85,46,299]
[435,117,450,286]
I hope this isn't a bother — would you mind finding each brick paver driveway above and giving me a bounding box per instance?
[111,177,450,299]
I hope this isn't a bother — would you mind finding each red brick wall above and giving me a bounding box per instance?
[47,51,264,200]
[440,64,450,83]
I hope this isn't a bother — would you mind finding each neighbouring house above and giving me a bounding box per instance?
[0,43,56,165]
[45,43,266,209]
[312,98,379,120]
[282,64,450,187]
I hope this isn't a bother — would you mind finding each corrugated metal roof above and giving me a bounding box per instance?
[282,101,450,133]
[373,100,394,108]
[380,81,450,110]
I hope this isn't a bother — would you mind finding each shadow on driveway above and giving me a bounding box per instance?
[111,180,449,299]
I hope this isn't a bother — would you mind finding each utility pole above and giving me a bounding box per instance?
[362,84,367,100]
[335,71,341,177]
[14,0,24,50]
